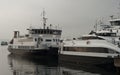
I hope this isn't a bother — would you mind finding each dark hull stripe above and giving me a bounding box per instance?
[59,54,114,65]
[8,47,58,55]
[63,47,110,53]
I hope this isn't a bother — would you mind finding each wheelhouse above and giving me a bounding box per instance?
[109,19,120,26]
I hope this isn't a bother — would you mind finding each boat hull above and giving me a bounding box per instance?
[59,54,114,66]
[8,47,59,55]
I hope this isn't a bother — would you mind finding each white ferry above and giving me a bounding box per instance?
[8,10,62,55]
[59,17,120,65]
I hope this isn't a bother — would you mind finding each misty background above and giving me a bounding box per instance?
[0,0,119,40]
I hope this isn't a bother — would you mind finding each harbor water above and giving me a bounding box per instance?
[0,46,119,75]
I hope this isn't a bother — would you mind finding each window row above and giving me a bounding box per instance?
[30,29,61,35]
[18,46,34,49]
[63,47,117,53]
[34,38,60,42]
[45,39,60,42]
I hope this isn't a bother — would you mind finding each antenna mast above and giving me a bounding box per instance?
[94,20,98,32]
[42,9,47,29]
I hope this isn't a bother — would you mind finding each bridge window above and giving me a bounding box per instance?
[96,33,116,37]
[35,38,37,41]
[46,39,52,42]
[110,21,120,26]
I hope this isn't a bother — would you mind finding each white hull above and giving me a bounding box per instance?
[63,40,120,53]
[60,39,120,65]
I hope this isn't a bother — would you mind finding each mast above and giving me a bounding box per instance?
[42,9,47,29]
[94,20,97,32]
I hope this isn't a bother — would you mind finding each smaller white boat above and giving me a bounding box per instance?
[1,41,8,46]
[59,17,120,65]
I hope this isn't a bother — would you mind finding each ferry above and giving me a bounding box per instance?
[8,10,62,55]
[59,17,120,65]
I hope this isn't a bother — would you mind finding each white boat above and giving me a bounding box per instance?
[59,17,120,65]
[8,10,62,55]
[1,41,8,46]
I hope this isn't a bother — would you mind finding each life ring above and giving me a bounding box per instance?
[86,41,90,44]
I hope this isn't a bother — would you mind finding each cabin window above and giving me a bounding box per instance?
[58,31,61,35]
[63,47,68,51]
[44,30,46,34]
[55,39,57,42]
[46,30,49,34]
[96,33,116,37]
[53,31,57,35]
[63,47,65,50]
[82,36,104,40]
[56,39,59,42]
[53,39,55,42]
[40,30,43,34]
[46,39,52,42]
[38,30,40,34]
[119,37,120,40]
[41,38,43,41]
[63,47,116,53]
[35,38,37,41]
[50,30,53,34]
[111,33,116,37]
[18,46,20,48]
[35,30,37,34]
[110,21,120,26]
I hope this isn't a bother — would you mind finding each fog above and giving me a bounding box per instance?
[0,0,119,39]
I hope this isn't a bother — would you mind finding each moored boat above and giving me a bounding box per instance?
[59,17,120,65]
[1,41,8,46]
[8,10,62,55]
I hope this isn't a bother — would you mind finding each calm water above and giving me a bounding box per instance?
[0,46,119,75]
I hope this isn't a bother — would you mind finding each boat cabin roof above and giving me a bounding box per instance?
[97,31,109,33]
[109,19,120,22]
[82,34,97,37]
[81,35,104,40]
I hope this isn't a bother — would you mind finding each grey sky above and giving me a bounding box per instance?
[0,0,119,39]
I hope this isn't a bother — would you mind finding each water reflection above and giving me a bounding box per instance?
[8,54,60,75]
[60,62,116,75]
[8,54,117,75]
